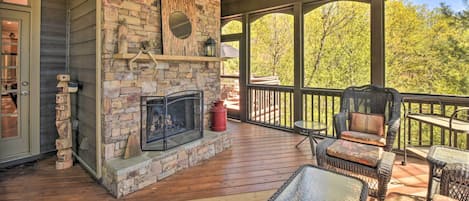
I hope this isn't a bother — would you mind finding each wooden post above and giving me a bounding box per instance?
[55,74,75,170]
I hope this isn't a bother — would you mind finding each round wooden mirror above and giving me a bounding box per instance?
[169,11,192,39]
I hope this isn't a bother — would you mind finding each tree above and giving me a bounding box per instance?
[304,1,370,89]
[250,13,294,85]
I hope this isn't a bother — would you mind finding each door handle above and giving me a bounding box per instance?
[22,81,29,86]
[21,91,29,96]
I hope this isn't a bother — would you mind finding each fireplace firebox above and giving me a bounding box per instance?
[140,90,203,151]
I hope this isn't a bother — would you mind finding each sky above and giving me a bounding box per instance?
[409,0,467,11]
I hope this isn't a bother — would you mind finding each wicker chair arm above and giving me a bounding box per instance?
[316,139,335,167]
[384,118,400,152]
[377,152,395,180]
[440,163,469,199]
[334,112,348,139]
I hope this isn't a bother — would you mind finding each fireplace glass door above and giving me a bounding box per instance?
[141,91,203,151]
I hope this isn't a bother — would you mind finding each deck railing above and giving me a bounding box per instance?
[245,86,469,150]
[247,85,294,130]
[400,95,469,150]
[302,88,342,137]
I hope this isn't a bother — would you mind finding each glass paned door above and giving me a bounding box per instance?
[220,41,240,119]
[0,10,30,162]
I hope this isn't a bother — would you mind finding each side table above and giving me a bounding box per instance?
[294,121,327,156]
[426,145,469,200]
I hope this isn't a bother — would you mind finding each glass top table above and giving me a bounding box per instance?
[269,165,368,201]
[429,146,469,165]
[426,145,469,200]
[294,121,327,156]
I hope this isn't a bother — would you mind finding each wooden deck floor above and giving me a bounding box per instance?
[0,121,429,201]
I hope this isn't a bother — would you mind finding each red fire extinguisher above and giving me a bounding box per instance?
[210,100,227,131]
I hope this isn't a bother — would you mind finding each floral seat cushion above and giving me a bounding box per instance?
[341,131,386,147]
[326,139,384,167]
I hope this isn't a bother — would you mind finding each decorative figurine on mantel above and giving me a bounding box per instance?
[128,40,159,71]
[55,74,78,170]
[117,19,128,54]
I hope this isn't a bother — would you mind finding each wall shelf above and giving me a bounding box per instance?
[113,53,221,62]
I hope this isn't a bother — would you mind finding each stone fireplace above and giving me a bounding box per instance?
[141,90,203,151]
[100,0,230,198]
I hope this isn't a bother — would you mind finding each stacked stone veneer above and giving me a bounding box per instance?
[102,131,231,198]
[100,0,226,197]
[101,0,221,161]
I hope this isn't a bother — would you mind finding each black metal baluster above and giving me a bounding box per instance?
[418,103,423,146]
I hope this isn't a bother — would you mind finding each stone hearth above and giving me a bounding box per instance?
[102,130,230,198]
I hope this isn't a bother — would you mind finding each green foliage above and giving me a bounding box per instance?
[225,0,468,95]
[304,1,371,89]
[221,20,242,35]
[250,13,294,85]
[385,0,469,95]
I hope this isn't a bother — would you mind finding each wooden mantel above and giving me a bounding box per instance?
[114,53,221,62]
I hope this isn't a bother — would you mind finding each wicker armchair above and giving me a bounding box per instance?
[437,163,469,201]
[333,85,401,152]
[317,85,402,201]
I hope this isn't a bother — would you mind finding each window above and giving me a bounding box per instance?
[250,11,294,86]
[222,20,242,35]
[303,1,370,89]
[1,0,28,5]
[385,0,468,95]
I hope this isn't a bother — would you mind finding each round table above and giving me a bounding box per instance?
[294,121,327,157]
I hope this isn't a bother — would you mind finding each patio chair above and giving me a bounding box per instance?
[316,84,401,201]
[434,163,469,201]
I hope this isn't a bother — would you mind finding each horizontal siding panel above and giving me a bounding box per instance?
[68,0,96,170]
[41,59,67,65]
[70,27,96,44]
[76,124,96,141]
[69,0,90,10]
[41,24,66,34]
[70,11,96,32]
[41,48,67,56]
[42,12,67,23]
[70,0,95,21]
[69,58,96,70]
[70,69,96,84]
[76,111,97,130]
[42,0,69,9]
[70,40,96,56]
[41,35,67,44]
[40,0,67,154]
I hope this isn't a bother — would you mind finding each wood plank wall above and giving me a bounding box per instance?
[69,0,97,171]
[40,0,67,153]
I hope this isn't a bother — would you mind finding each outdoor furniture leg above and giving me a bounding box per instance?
[308,131,318,157]
[295,136,309,148]
[427,163,435,201]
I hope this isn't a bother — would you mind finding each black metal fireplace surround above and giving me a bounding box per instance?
[141,90,203,151]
